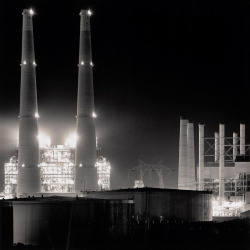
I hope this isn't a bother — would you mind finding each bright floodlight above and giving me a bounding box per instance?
[29,9,34,15]
[92,112,97,118]
[38,133,51,148]
[87,9,92,16]
[23,61,26,65]
[35,112,39,118]
[81,61,84,65]
[65,133,77,148]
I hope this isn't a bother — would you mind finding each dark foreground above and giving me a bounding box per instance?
[10,218,250,250]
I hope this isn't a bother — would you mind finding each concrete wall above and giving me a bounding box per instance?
[84,188,213,222]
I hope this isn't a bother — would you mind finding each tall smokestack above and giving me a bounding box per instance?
[17,9,40,197]
[187,122,195,190]
[178,117,188,190]
[75,10,97,192]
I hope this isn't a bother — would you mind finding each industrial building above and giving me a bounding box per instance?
[2,7,247,249]
[2,8,111,199]
[178,117,250,217]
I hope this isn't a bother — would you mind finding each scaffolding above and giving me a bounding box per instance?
[40,145,75,193]
[95,156,111,190]
[4,145,75,197]
[198,124,250,216]
[4,156,18,199]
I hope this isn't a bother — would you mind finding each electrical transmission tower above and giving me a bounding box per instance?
[128,159,171,188]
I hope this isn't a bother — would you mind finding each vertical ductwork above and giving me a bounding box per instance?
[240,123,245,155]
[233,132,238,161]
[178,117,188,190]
[214,132,219,162]
[75,10,97,193]
[187,122,195,190]
[219,123,225,204]
[198,123,205,191]
[17,9,40,197]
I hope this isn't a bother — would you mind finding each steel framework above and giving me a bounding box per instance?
[128,160,171,188]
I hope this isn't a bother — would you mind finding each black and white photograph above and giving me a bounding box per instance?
[0,0,250,249]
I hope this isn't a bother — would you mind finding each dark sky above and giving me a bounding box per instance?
[1,0,250,189]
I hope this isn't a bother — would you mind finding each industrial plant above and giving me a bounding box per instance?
[0,6,250,250]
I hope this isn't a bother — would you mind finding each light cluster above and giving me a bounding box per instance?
[95,156,111,190]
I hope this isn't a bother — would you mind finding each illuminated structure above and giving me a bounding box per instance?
[75,10,97,192]
[95,156,111,190]
[4,9,110,198]
[4,157,18,199]
[178,117,250,216]
[40,145,75,193]
[4,145,75,198]
[4,134,111,197]
[17,9,40,197]
[198,123,250,200]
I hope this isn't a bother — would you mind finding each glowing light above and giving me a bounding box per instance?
[23,61,26,65]
[33,61,37,66]
[81,61,84,65]
[38,133,51,148]
[95,156,111,190]
[212,200,243,217]
[29,9,34,15]
[90,62,94,66]
[79,163,82,167]
[92,112,97,118]
[87,10,92,16]
[35,112,39,118]
[22,164,25,167]
[65,133,77,148]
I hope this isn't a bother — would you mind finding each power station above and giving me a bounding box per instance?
[3,9,110,198]
[1,7,250,249]
[178,117,250,217]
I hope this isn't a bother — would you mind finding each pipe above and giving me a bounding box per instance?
[17,9,40,197]
[198,123,205,191]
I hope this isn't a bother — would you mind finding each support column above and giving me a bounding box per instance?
[219,124,225,204]
[198,123,205,191]
[233,132,238,161]
[178,117,188,190]
[187,122,195,190]
[214,132,219,162]
[240,123,245,156]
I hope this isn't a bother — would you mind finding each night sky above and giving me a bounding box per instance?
[1,0,250,190]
